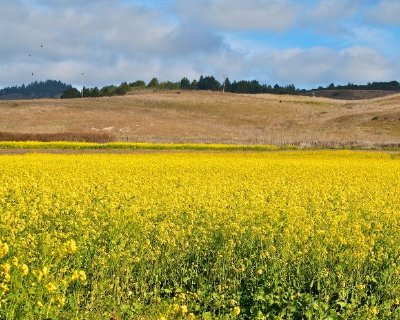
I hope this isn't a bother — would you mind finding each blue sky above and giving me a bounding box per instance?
[0,0,399,89]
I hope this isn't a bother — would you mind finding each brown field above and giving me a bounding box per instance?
[1,90,400,145]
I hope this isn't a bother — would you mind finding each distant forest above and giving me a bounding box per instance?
[1,78,399,100]
[0,80,72,100]
[63,76,400,99]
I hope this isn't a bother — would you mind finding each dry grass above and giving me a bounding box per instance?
[0,131,115,143]
[0,90,399,146]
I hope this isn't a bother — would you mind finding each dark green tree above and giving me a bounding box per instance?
[197,75,221,91]
[60,87,81,99]
[129,80,146,87]
[180,77,191,89]
[147,78,159,88]
[223,77,232,92]
[190,80,198,90]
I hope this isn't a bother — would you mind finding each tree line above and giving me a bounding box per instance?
[62,77,400,99]
[1,78,399,100]
[61,76,307,99]
[0,80,72,99]
[321,81,400,91]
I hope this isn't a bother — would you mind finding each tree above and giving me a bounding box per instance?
[100,85,117,96]
[223,77,232,92]
[190,80,198,90]
[147,78,159,88]
[129,80,146,87]
[115,82,130,95]
[60,88,81,99]
[180,77,191,89]
[197,75,221,91]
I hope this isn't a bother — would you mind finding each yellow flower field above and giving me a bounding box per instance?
[0,151,399,319]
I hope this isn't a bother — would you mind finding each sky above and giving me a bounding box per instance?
[0,0,399,89]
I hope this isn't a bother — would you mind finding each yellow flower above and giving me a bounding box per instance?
[71,270,87,282]
[232,306,241,316]
[0,283,9,293]
[180,305,188,314]
[0,242,9,258]
[56,295,66,307]
[64,239,77,254]
[20,264,29,276]
[2,263,11,274]
[12,257,19,267]
[42,266,49,277]
[46,282,57,293]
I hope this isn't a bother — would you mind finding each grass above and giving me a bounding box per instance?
[0,131,115,143]
[1,91,400,146]
[1,141,400,152]
[0,141,286,151]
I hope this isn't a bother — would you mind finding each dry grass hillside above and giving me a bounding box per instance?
[0,90,399,146]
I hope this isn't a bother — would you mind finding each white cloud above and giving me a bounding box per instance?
[0,0,398,89]
[248,46,394,87]
[177,0,299,31]
[0,0,225,87]
[309,0,361,20]
[368,0,400,25]
[302,0,364,35]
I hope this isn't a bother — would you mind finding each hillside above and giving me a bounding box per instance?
[0,90,399,146]
[313,89,399,100]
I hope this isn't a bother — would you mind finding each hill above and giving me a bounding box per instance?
[0,90,399,147]
[313,89,399,100]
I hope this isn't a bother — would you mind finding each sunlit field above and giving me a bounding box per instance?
[0,151,399,319]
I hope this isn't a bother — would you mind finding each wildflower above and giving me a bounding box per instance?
[0,283,9,293]
[20,264,29,276]
[12,257,19,266]
[232,306,241,316]
[56,295,66,307]
[71,270,87,282]
[0,242,9,258]
[180,305,188,314]
[46,282,57,293]
[2,263,11,274]
[42,266,49,277]
[64,239,77,254]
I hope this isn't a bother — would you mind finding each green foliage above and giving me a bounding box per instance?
[197,75,221,91]
[129,80,146,87]
[0,141,285,151]
[180,77,191,89]
[147,77,160,88]
[190,79,198,89]
[0,80,72,99]
[323,81,400,91]
[60,87,81,99]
